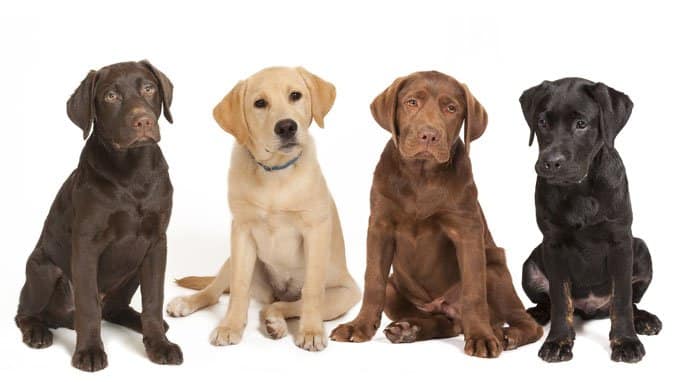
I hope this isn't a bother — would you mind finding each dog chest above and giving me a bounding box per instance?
[250,219,304,268]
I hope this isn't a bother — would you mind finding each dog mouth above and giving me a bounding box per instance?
[402,147,449,163]
[540,172,589,185]
[278,142,299,152]
[112,135,159,150]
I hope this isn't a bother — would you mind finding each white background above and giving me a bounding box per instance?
[1,1,677,381]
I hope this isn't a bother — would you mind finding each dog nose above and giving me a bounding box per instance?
[541,153,566,171]
[418,127,441,144]
[133,115,154,130]
[275,119,297,139]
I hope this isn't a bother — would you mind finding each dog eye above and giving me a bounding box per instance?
[446,104,456,113]
[104,91,119,102]
[142,84,156,95]
[537,118,547,128]
[406,98,418,107]
[289,91,302,102]
[254,99,268,108]
[575,120,588,129]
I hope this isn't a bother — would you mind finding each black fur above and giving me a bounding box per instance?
[519,78,661,363]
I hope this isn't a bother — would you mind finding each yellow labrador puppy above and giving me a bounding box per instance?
[166,67,360,351]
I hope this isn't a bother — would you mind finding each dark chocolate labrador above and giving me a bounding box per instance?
[520,77,662,363]
[15,60,182,371]
[331,71,542,357]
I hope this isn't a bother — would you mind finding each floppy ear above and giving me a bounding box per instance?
[67,70,97,139]
[370,76,406,147]
[140,60,174,123]
[519,80,551,146]
[587,82,633,147]
[461,83,488,154]
[296,67,336,128]
[213,80,250,146]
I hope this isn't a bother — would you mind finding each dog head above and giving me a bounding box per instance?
[520,78,633,184]
[371,71,487,163]
[67,60,173,150]
[213,67,335,161]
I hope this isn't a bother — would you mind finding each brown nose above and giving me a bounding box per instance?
[133,116,154,130]
[418,127,441,144]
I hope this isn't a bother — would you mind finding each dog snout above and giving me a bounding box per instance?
[538,152,566,174]
[133,115,155,130]
[417,126,441,145]
[275,119,297,140]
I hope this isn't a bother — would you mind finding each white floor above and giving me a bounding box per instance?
[1,269,671,382]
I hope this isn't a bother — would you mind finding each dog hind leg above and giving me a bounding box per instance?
[166,258,234,317]
[522,244,551,325]
[16,250,63,348]
[260,280,360,340]
[631,238,661,335]
[382,280,461,343]
[487,247,543,349]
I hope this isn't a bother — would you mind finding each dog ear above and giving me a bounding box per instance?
[461,83,488,154]
[140,60,174,123]
[519,80,552,146]
[296,67,336,128]
[371,76,407,147]
[213,80,250,146]
[587,82,633,147]
[67,70,98,139]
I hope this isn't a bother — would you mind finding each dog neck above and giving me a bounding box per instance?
[249,150,302,172]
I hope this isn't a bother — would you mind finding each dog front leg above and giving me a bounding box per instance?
[444,214,500,358]
[330,218,395,343]
[537,241,575,362]
[70,233,108,372]
[140,235,183,365]
[608,234,645,363]
[296,218,332,351]
[210,221,256,346]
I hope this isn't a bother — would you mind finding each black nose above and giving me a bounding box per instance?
[275,119,297,139]
[541,153,566,172]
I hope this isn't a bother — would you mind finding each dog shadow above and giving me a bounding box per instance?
[48,322,149,361]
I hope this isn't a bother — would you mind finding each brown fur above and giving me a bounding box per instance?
[330,71,542,357]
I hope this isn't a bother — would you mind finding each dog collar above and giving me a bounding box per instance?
[252,152,302,172]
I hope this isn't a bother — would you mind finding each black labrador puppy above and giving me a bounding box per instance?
[15,60,182,371]
[519,78,661,363]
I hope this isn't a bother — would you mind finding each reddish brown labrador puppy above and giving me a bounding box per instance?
[330,71,542,357]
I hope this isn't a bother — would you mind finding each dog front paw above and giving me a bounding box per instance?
[209,325,243,346]
[296,325,327,351]
[384,321,420,343]
[330,319,378,343]
[464,333,502,358]
[143,337,183,365]
[538,339,573,362]
[611,337,645,363]
[72,346,108,372]
[166,296,199,317]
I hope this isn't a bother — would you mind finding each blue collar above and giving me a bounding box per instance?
[253,152,302,172]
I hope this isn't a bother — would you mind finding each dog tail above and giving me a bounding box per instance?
[175,276,215,290]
